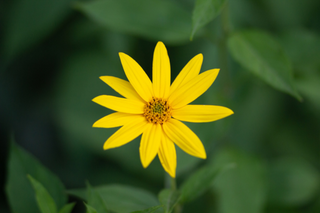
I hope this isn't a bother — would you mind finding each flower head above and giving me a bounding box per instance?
[92,42,233,177]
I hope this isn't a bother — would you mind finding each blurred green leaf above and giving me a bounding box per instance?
[190,0,226,39]
[27,175,58,213]
[212,148,267,213]
[297,75,320,110]
[131,205,162,213]
[158,189,180,213]
[69,184,159,213]
[278,30,320,111]
[85,203,98,213]
[228,29,302,101]
[6,143,67,213]
[279,30,320,75]
[86,182,110,213]
[180,160,235,203]
[268,157,320,206]
[74,0,191,44]
[3,0,72,61]
[58,203,76,213]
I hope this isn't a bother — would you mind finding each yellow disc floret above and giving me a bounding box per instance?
[143,97,172,124]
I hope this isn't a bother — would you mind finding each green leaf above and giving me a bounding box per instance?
[228,29,302,101]
[131,205,162,213]
[86,182,110,213]
[278,30,320,110]
[278,30,320,75]
[191,0,226,39]
[212,148,267,213]
[58,203,76,213]
[74,0,191,44]
[158,189,180,213]
[27,175,58,213]
[69,184,159,213]
[268,157,320,206]
[5,143,67,213]
[3,0,72,61]
[296,74,320,109]
[180,160,235,203]
[85,203,98,213]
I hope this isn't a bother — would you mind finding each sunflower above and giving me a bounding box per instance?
[92,42,233,177]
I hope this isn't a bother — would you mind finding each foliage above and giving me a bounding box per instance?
[1,0,320,213]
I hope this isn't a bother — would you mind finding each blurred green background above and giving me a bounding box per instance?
[1,0,320,212]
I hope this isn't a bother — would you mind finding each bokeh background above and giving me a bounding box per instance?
[1,0,320,212]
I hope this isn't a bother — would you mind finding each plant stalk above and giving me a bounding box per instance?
[219,1,232,97]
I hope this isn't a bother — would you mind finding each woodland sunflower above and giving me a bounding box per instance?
[92,41,233,177]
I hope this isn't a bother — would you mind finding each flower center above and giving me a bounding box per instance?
[143,97,172,124]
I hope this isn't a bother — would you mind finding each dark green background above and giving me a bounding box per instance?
[1,0,320,212]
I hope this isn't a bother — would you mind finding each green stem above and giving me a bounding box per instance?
[170,176,181,213]
[219,1,232,97]
[221,1,230,36]
[170,176,177,191]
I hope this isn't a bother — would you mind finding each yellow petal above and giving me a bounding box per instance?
[140,123,161,168]
[92,95,144,114]
[93,112,140,128]
[168,69,219,109]
[172,105,234,123]
[158,131,176,178]
[152,41,171,99]
[99,76,144,102]
[103,116,148,150]
[119,52,153,102]
[162,119,206,159]
[170,54,203,95]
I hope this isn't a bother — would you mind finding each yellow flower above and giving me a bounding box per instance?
[92,42,233,178]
